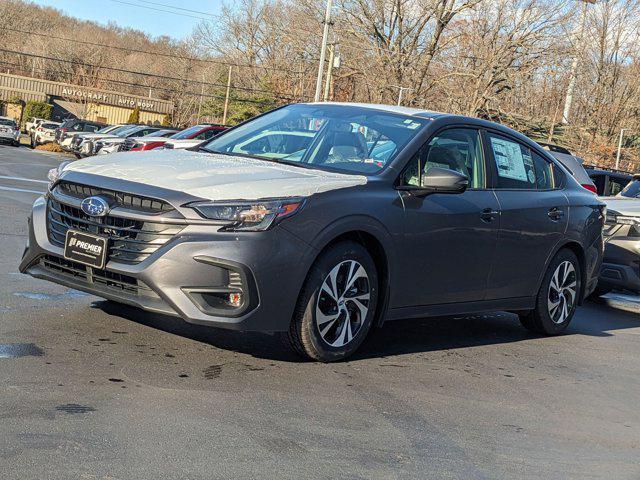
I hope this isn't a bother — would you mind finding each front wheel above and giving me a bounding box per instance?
[283,241,379,362]
[519,249,581,335]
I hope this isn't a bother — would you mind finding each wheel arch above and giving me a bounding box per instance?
[542,240,588,305]
[302,216,394,328]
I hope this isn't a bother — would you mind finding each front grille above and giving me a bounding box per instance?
[41,255,155,296]
[47,197,184,265]
[56,181,173,213]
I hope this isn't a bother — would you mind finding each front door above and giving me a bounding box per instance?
[393,128,501,307]
[482,131,569,299]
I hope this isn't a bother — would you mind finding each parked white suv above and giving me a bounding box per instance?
[25,117,47,134]
[31,121,61,147]
[0,116,21,146]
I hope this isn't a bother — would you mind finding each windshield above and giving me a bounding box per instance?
[95,125,118,134]
[619,179,640,198]
[113,125,140,136]
[0,119,16,127]
[171,125,203,139]
[202,104,428,175]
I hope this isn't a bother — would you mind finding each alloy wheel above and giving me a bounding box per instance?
[548,260,577,324]
[316,260,370,347]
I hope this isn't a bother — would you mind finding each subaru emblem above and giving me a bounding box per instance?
[80,196,110,217]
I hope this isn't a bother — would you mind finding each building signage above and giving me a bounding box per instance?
[61,87,109,102]
[62,87,155,110]
[1,74,172,114]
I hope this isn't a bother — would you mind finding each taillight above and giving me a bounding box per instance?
[582,184,597,194]
[142,141,164,150]
[37,127,43,132]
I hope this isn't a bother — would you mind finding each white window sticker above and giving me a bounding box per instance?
[490,137,528,182]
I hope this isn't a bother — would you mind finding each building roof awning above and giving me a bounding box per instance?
[53,99,90,118]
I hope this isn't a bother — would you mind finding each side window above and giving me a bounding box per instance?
[401,128,484,189]
[195,129,216,140]
[609,177,627,196]
[72,123,83,131]
[552,163,566,188]
[532,152,554,190]
[488,133,536,189]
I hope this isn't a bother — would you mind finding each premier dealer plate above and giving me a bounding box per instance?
[64,230,108,269]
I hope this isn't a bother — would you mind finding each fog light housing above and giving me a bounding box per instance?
[228,292,243,308]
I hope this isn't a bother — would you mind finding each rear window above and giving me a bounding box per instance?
[41,123,58,129]
[0,119,16,127]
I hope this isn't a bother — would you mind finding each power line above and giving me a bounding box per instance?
[107,0,212,20]
[0,48,310,101]
[4,27,308,75]
[0,59,286,106]
[131,0,217,17]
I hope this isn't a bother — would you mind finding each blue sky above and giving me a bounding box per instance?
[31,0,223,40]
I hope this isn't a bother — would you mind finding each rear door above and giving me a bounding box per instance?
[483,131,569,300]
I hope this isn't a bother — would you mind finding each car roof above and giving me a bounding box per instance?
[306,101,446,119]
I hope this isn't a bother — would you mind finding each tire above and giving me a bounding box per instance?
[519,249,581,335]
[13,140,20,147]
[283,241,379,362]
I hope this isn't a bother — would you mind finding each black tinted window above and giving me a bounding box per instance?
[532,152,554,189]
[609,177,629,196]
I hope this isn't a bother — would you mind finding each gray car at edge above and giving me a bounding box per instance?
[20,103,605,362]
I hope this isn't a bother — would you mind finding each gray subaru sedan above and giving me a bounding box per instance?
[20,103,606,362]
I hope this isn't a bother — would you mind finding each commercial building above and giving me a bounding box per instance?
[0,73,174,124]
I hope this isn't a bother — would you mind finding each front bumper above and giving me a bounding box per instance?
[599,236,640,293]
[20,194,315,332]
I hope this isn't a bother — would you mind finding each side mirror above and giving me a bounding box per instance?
[420,167,469,193]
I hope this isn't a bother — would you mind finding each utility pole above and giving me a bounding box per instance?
[196,72,205,124]
[615,128,627,170]
[314,0,333,102]
[391,85,411,106]
[222,65,232,125]
[562,0,595,124]
[323,44,335,102]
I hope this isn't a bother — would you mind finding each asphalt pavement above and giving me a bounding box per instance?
[1,144,639,479]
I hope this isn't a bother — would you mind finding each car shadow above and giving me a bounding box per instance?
[92,298,640,363]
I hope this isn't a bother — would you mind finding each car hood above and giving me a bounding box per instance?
[96,135,126,143]
[601,196,640,216]
[134,136,169,143]
[165,139,201,148]
[77,132,113,140]
[64,149,367,201]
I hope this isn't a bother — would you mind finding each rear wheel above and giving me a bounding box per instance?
[519,249,581,335]
[283,241,378,362]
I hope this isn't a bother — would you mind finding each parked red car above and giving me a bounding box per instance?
[123,124,228,152]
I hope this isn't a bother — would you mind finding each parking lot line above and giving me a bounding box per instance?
[0,175,49,184]
[0,185,44,194]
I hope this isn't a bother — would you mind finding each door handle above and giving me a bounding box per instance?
[548,207,564,221]
[480,208,499,222]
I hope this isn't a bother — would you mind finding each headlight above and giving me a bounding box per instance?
[47,161,71,188]
[190,198,305,231]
